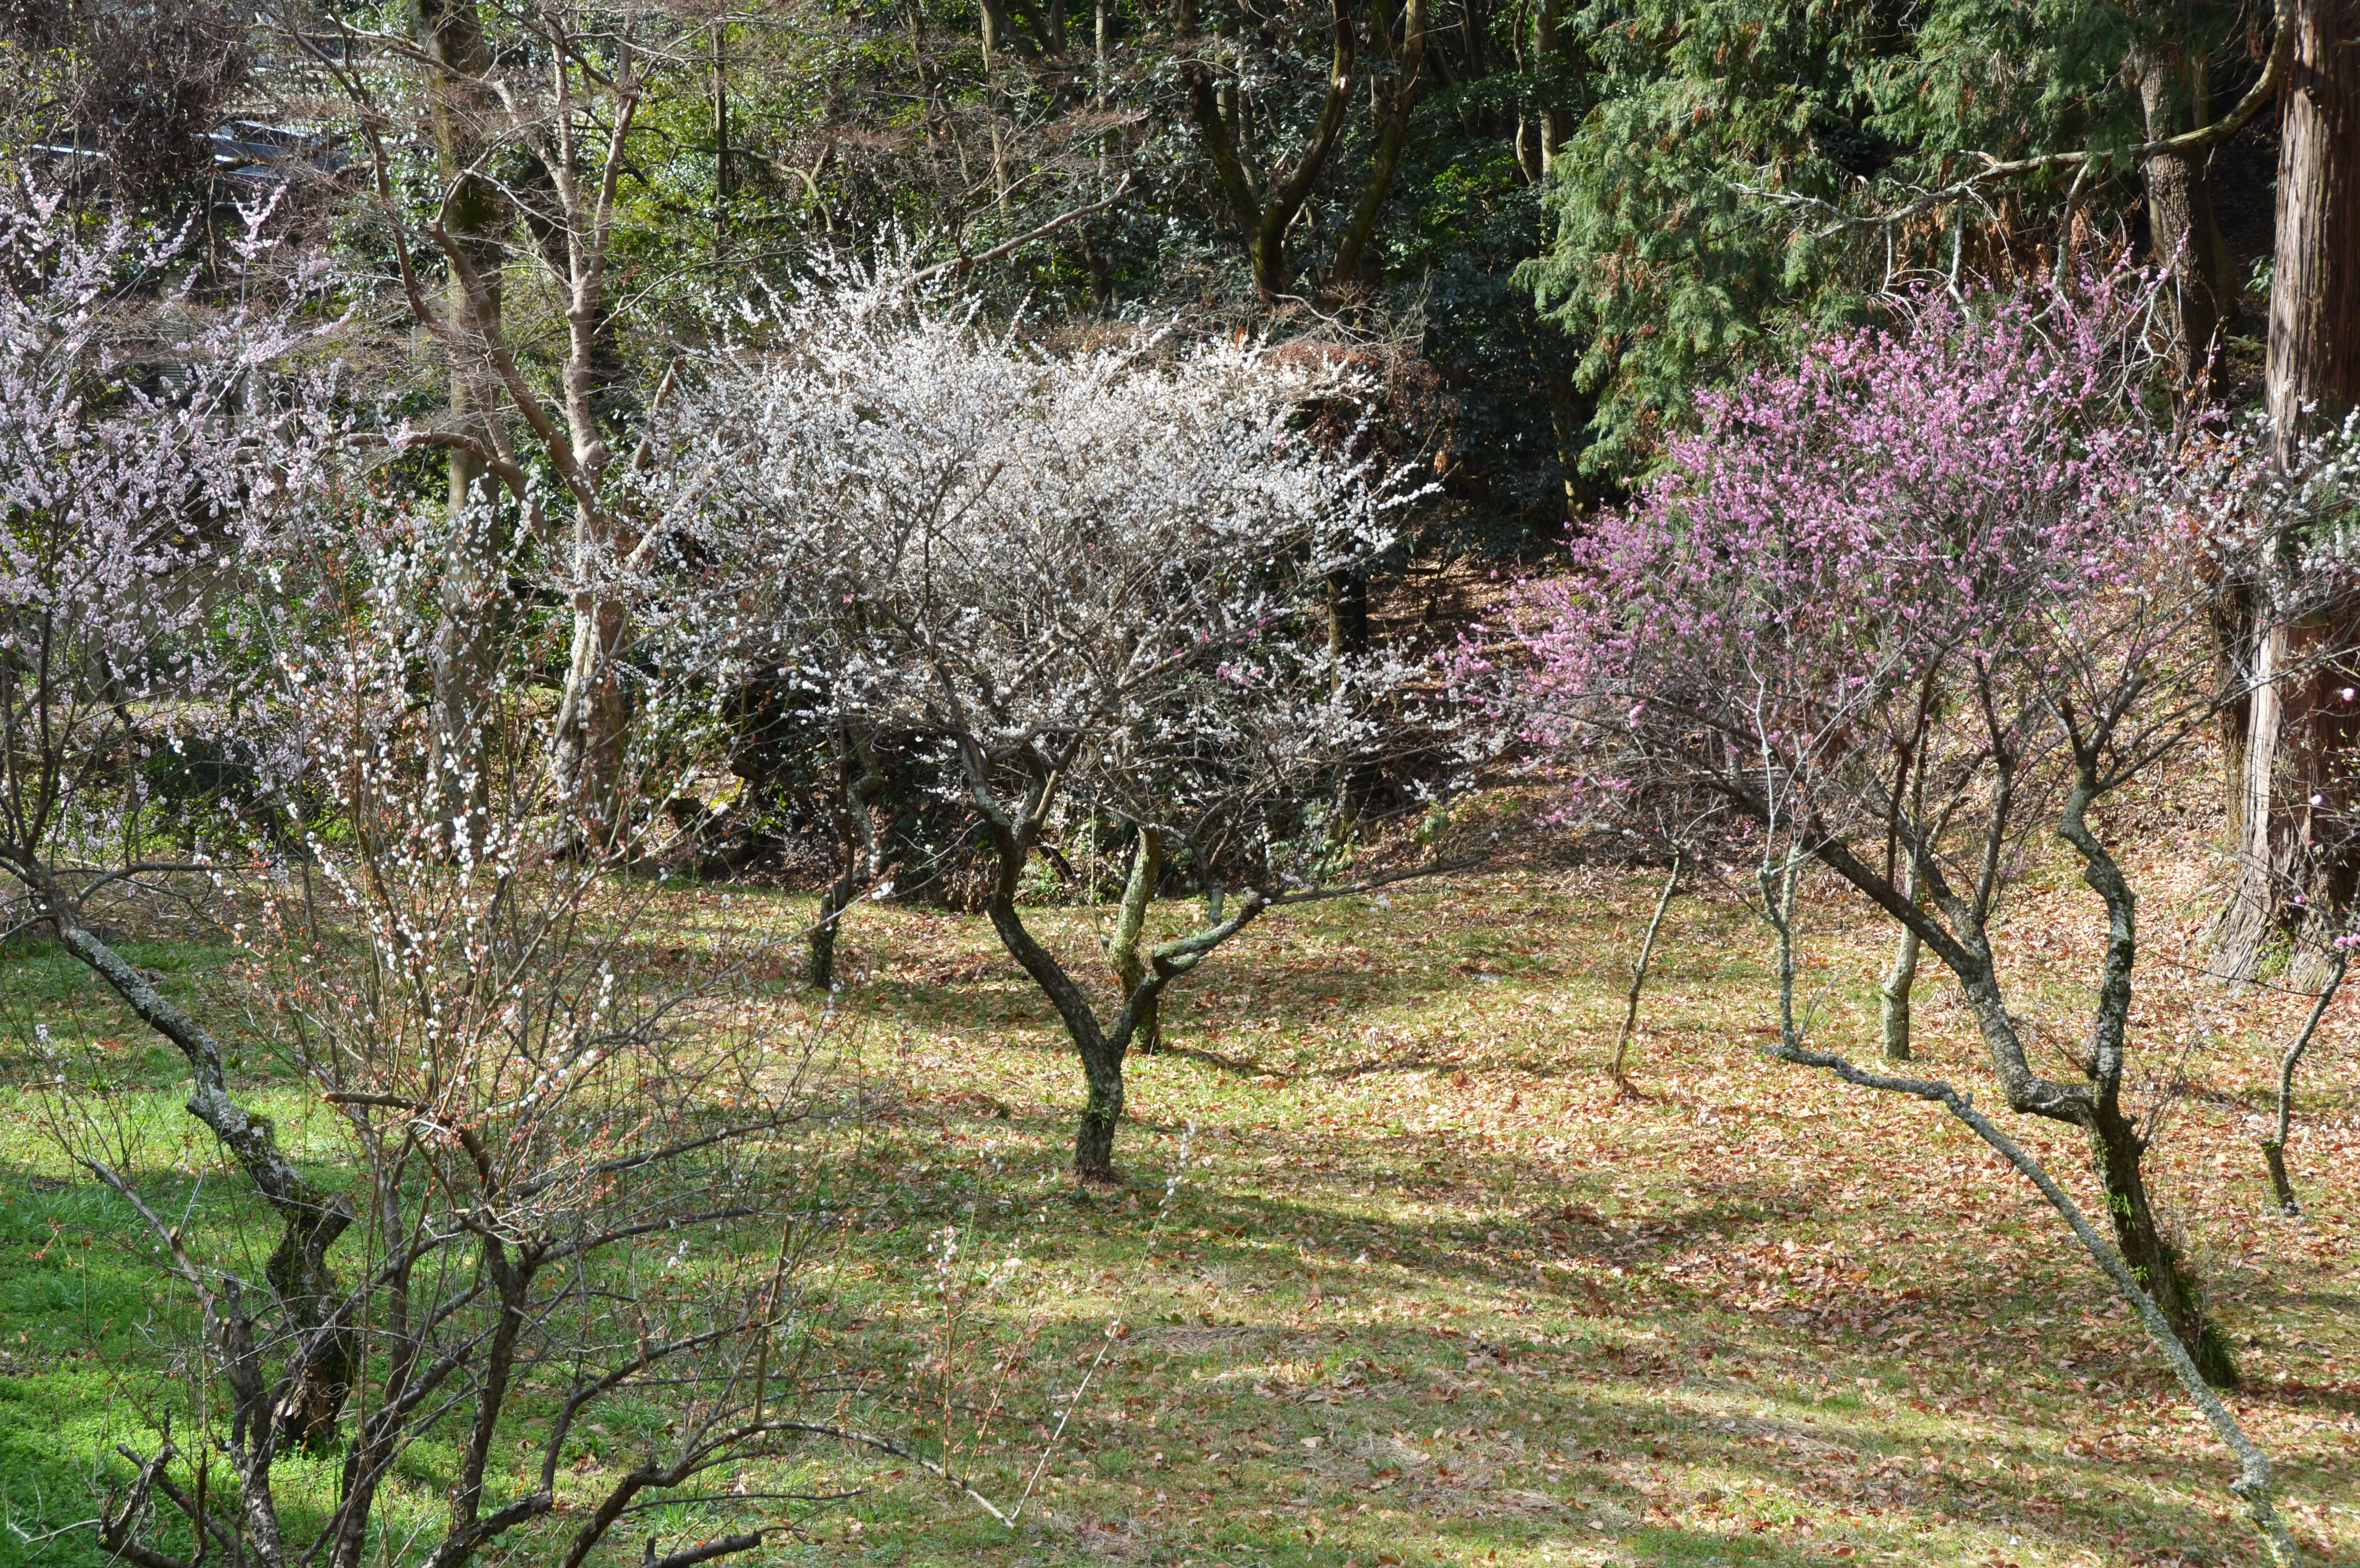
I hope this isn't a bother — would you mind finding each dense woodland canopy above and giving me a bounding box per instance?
[0,0,2355,1565]
[4,0,2327,527]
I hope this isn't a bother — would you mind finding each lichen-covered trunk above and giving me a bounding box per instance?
[1074,1040,1126,1182]
[1109,827,1164,1054]
[1533,0,1566,172]
[2261,1141,2300,1215]
[806,896,842,991]
[2089,1104,2240,1387]
[1879,927,1919,1062]
[983,830,1133,1182]
[265,1209,360,1447]
[1880,857,1922,1062]
[59,918,357,1443]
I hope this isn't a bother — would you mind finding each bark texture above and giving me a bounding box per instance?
[1880,857,1921,1061]
[59,916,356,1444]
[1329,0,1427,286]
[2268,0,2360,446]
[1801,773,2241,1386]
[1183,0,1356,301]
[2131,38,2239,386]
[2214,0,2360,980]
[808,730,887,991]
[1108,827,1166,1054]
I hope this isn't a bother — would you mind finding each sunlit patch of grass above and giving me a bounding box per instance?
[0,827,2356,1565]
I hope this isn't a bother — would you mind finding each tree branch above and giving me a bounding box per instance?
[1762,1036,2305,1566]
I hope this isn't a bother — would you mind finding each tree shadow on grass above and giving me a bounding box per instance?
[976,1284,2264,1568]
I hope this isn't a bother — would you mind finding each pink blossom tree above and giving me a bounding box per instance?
[1488,279,2332,1561]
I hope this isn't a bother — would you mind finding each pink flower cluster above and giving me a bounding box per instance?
[1497,274,2183,804]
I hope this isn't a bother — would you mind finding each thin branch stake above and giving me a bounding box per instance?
[1610,852,1680,1095]
[2262,941,2347,1216]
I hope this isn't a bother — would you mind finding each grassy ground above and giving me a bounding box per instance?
[1,822,2356,1567]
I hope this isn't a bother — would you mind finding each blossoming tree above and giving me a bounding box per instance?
[0,184,935,1566]
[0,184,369,1438]
[642,268,1451,1181]
[1489,279,2331,1561]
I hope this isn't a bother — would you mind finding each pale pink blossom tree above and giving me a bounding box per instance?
[10,213,956,1566]
[0,182,379,1440]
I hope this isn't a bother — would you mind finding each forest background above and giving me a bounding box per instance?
[4,0,2314,542]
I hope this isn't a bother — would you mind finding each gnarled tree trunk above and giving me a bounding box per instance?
[1329,0,1427,287]
[809,729,887,991]
[2089,1101,2240,1386]
[59,914,356,1443]
[1184,0,1356,301]
[1108,825,1166,1053]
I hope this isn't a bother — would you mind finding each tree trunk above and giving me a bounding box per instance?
[2269,0,2360,448]
[2261,1141,2300,1214]
[1815,791,2244,1388]
[809,730,886,990]
[1460,0,1487,78]
[551,590,630,850]
[1533,0,1566,172]
[2215,0,2360,979]
[2216,613,2360,982]
[711,23,729,262]
[545,93,643,855]
[986,870,1133,1182]
[2261,942,2345,1215]
[1879,926,1919,1061]
[1184,0,1356,303]
[980,0,1011,212]
[1074,1031,1127,1180]
[2088,1104,2241,1387]
[976,800,1139,1182]
[1109,826,1165,1053]
[1330,0,1427,288]
[1511,0,1545,183]
[57,917,357,1443]
[2131,39,2238,387]
[1880,856,1921,1062]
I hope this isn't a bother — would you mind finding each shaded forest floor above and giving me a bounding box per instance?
[2,802,2357,1567]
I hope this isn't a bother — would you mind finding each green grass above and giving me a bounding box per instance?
[0,841,2356,1568]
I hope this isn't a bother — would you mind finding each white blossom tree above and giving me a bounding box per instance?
[640,268,1454,1181]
